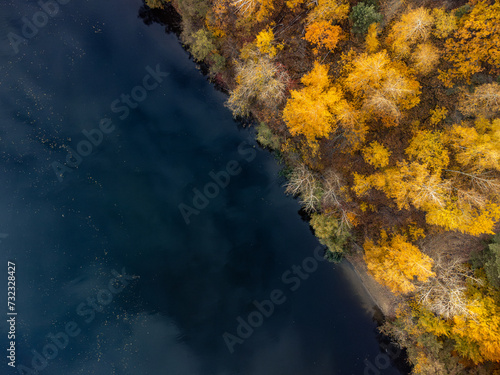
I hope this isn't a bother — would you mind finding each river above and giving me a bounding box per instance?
[0,0,406,374]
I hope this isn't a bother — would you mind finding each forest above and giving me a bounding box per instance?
[146,0,500,373]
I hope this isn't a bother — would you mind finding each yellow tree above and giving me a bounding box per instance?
[231,0,275,22]
[362,141,391,168]
[255,27,282,58]
[386,7,434,57]
[439,1,500,86]
[353,119,500,236]
[344,51,420,124]
[451,291,500,363]
[432,8,457,39]
[283,62,347,150]
[405,130,449,172]
[412,42,440,75]
[446,117,500,173]
[305,0,349,25]
[417,288,500,364]
[458,83,500,119]
[304,21,343,54]
[365,23,380,53]
[364,231,435,294]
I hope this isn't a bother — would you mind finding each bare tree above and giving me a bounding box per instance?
[416,255,483,319]
[459,82,500,119]
[284,164,323,212]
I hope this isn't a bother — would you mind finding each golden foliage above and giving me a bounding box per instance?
[412,42,440,75]
[305,0,349,25]
[439,1,500,86]
[416,288,500,364]
[364,232,435,294]
[362,141,391,168]
[432,8,457,39]
[304,21,343,54]
[286,0,304,9]
[429,105,448,125]
[365,23,380,53]
[387,7,434,57]
[255,27,282,58]
[405,130,449,172]
[446,117,500,173]
[231,0,275,22]
[145,0,167,8]
[283,62,347,149]
[344,51,420,124]
[459,83,500,119]
[451,291,500,363]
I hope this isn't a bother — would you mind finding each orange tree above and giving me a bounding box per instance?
[439,1,500,87]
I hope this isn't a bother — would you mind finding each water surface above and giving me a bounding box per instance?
[0,1,406,374]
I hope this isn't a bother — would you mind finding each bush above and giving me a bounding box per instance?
[310,213,351,257]
[349,2,383,36]
[256,122,281,150]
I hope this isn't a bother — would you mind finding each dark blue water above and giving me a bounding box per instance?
[0,1,406,374]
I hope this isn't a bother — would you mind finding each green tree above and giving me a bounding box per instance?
[256,122,280,150]
[188,28,216,62]
[349,2,383,36]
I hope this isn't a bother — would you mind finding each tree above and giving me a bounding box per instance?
[255,27,282,58]
[306,0,350,25]
[226,53,290,117]
[450,291,500,364]
[429,105,448,126]
[364,231,435,294]
[187,28,216,62]
[405,130,449,172]
[365,22,380,53]
[387,7,433,57]
[283,62,347,149]
[311,213,351,254]
[439,1,500,86]
[432,8,457,39]
[412,42,440,75]
[362,141,391,168]
[446,117,500,173]
[458,83,500,119]
[304,21,343,54]
[416,255,481,319]
[284,163,323,212]
[344,51,420,124]
[349,2,383,36]
[231,0,275,22]
[256,122,281,149]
